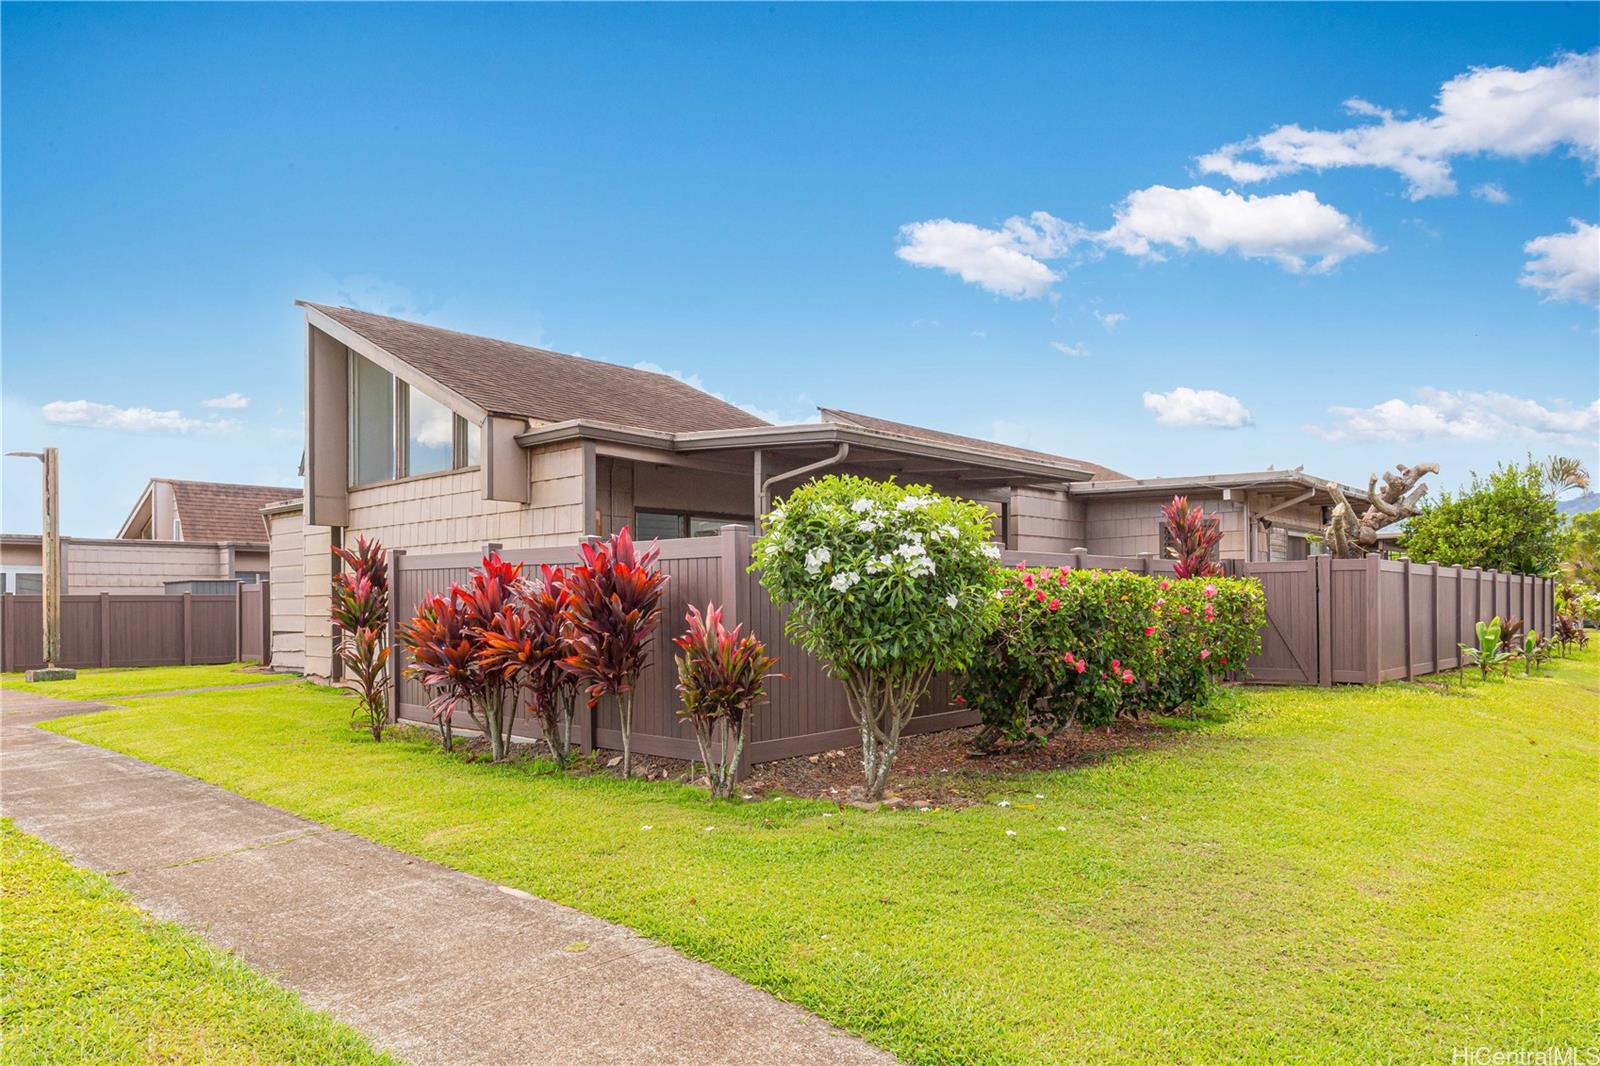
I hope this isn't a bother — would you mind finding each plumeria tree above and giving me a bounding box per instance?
[752,475,1001,799]
[330,536,390,741]
[673,603,782,797]
[561,528,668,778]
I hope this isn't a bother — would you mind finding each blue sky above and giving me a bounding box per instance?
[3,3,1597,536]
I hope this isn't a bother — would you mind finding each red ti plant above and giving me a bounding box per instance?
[1162,495,1224,578]
[397,593,473,753]
[673,603,782,798]
[330,536,390,741]
[560,528,668,778]
[398,552,523,759]
[478,565,582,768]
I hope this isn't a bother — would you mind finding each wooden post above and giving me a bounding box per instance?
[40,448,62,669]
[99,593,111,667]
[181,593,193,666]
[1315,554,1332,687]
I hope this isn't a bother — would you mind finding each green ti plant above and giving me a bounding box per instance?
[1459,616,1515,682]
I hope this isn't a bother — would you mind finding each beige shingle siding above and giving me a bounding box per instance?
[267,508,306,671]
[1010,489,1086,553]
[64,541,231,594]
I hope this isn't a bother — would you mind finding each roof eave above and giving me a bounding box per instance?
[1069,470,1369,501]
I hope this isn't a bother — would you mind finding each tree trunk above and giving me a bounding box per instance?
[845,668,933,800]
[618,690,634,778]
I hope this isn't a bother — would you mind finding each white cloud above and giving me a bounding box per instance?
[40,400,238,435]
[1141,387,1254,429]
[1311,388,1599,446]
[201,392,250,409]
[1198,50,1599,200]
[1093,310,1127,331]
[1050,341,1089,358]
[1520,219,1599,305]
[1098,185,1377,273]
[894,212,1084,299]
[1471,183,1511,204]
[898,186,1373,297]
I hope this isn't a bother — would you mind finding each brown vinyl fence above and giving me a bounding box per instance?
[389,530,1555,766]
[0,582,273,672]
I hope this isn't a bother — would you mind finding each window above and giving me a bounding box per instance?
[406,388,455,477]
[635,510,754,540]
[348,349,481,485]
[350,352,396,485]
[171,517,182,540]
[15,573,42,595]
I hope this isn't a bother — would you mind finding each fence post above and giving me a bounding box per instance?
[1427,561,1440,677]
[1,592,11,672]
[99,592,111,667]
[259,579,273,668]
[386,550,403,723]
[1315,554,1332,687]
[233,583,243,664]
[181,593,193,666]
[1400,556,1415,682]
[1364,553,1382,684]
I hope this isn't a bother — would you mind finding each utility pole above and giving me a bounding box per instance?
[6,446,76,681]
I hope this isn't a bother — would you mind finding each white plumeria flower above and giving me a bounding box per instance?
[704,826,715,832]
[804,546,831,575]
[641,825,653,831]
[981,543,1002,560]
[1005,829,1017,837]
[946,593,959,608]
[851,498,875,513]
[830,571,861,592]
[996,800,1011,808]
[856,519,879,533]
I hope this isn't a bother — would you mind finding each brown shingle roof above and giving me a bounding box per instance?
[301,303,769,433]
[167,480,300,544]
[818,409,1130,481]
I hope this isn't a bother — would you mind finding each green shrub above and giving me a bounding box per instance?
[751,475,1000,798]
[1137,576,1265,715]
[959,568,1265,745]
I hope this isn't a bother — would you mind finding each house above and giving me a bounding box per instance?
[1,478,297,595]
[271,302,1366,676]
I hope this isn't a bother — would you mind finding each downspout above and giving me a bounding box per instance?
[758,444,849,516]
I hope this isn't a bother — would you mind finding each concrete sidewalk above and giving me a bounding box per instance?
[1,692,896,1066]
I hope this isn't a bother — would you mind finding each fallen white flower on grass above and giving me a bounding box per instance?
[640,825,653,831]
[1057,825,1068,832]
[1005,830,1017,837]
[704,826,715,832]
[996,800,1011,807]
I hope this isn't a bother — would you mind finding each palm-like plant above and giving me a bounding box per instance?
[1162,495,1224,578]
[1543,455,1590,498]
[674,603,782,797]
[561,528,668,778]
[330,536,389,740]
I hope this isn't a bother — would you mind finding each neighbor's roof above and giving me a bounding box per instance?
[166,480,301,543]
[818,409,1131,481]
[299,303,769,434]
[1068,468,1369,500]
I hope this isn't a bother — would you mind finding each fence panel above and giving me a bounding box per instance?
[0,592,242,671]
[1235,561,1318,684]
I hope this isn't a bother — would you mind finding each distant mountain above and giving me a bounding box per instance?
[1558,493,1600,517]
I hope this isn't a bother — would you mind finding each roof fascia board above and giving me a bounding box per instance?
[114,480,157,540]
[1071,471,1368,501]
[299,304,489,424]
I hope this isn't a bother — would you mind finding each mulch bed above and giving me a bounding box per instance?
[403,716,1190,808]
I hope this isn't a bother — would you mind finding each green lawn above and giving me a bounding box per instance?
[0,819,392,1065]
[42,655,1600,1064]
[1,663,287,702]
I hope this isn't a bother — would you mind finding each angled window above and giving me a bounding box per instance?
[350,353,396,485]
[406,387,455,477]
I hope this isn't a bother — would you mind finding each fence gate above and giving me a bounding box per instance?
[1236,560,1321,685]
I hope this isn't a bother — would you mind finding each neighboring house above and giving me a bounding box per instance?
[1,478,296,595]
[274,302,1366,676]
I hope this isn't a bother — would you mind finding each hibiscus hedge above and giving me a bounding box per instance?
[958,565,1264,746]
